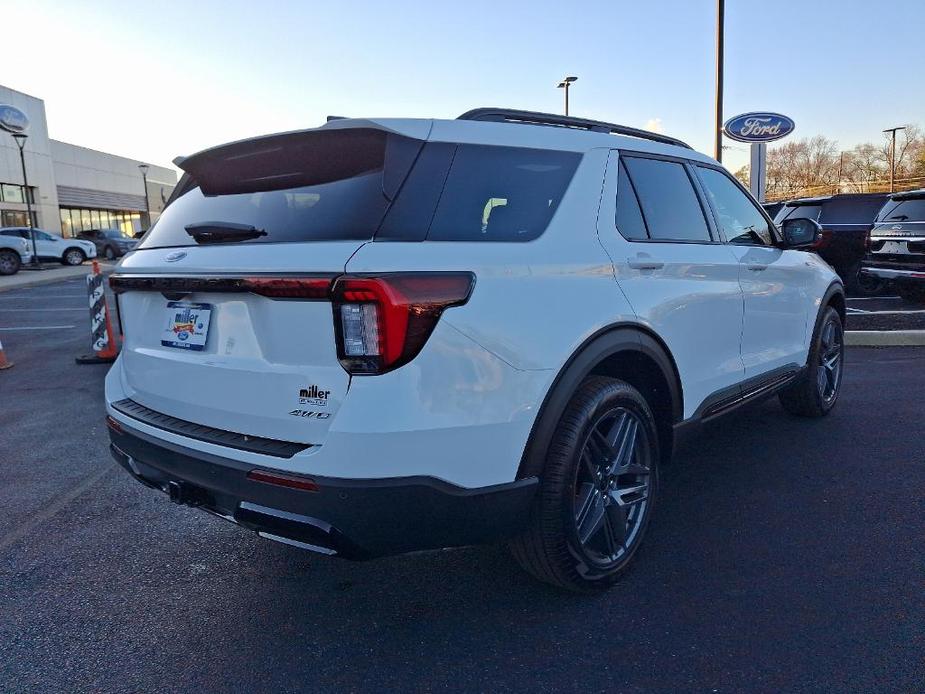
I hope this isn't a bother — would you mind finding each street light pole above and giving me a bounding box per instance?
[138,164,151,228]
[714,0,725,162]
[557,76,578,116]
[883,126,906,193]
[11,133,40,269]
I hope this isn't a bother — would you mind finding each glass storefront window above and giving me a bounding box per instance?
[60,209,74,238]
[80,210,92,231]
[1,210,37,227]
[90,210,100,228]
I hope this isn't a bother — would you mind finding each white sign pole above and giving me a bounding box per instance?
[749,142,767,202]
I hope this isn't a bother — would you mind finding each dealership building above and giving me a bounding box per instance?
[0,85,176,238]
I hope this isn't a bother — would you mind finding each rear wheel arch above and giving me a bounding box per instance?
[518,324,683,480]
[824,282,846,325]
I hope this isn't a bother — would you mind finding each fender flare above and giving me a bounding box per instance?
[517,324,682,479]
[810,281,846,362]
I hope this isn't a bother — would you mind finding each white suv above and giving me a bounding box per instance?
[105,109,845,591]
[0,227,97,266]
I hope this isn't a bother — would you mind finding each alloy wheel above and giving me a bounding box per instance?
[572,407,652,568]
[66,250,83,265]
[817,317,843,404]
[0,253,17,274]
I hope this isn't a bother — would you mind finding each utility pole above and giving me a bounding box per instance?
[714,0,724,162]
[883,125,906,193]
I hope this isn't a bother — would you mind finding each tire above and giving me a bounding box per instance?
[0,250,21,275]
[779,306,844,417]
[509,376,660,592]
[62,248,86,266]
[103,245,117,260]
[897,285,925,304]
[844,261,884,297]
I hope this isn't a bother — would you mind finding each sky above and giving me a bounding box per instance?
[3,0,923,177]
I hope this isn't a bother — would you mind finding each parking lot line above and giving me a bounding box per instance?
[0,308,86,312]
[847,309,925,315]
[0,295,86,300]
[0,325,77,331]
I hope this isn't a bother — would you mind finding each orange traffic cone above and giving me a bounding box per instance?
[0,337,12,370]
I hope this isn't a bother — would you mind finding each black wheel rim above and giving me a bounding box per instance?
[572,407,652,568]
[817,317,842,404]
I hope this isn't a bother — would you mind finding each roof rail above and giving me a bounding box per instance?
[457,108,693,150]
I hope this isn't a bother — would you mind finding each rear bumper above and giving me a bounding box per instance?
[108,421,538,559]
[861,263,925,282]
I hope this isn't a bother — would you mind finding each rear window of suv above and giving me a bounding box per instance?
[877,197,925,222]
[140,129,581,249]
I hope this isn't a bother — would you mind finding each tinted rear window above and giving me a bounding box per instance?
[139,129,419,249]
[877,197,925,222]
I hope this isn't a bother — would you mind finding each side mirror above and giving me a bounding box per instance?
[781,218,821,248]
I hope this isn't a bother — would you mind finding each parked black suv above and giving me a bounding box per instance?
[861,189,925,303]
[774,193,889,295]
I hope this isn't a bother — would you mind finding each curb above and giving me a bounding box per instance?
[0,265,115,293]
[845,330,925,347]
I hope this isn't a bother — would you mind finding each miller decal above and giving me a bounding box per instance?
[299,385,331,407]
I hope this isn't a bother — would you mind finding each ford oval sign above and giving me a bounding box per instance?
[0,104,30,135]
[723,112,794,143]
[165,251,187,263]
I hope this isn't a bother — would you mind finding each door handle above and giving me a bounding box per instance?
[627,258,665,270]
[746,263,768,271]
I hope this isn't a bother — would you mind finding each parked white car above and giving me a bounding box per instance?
[0,227,97,266]
[0,233,32,275]
[105,109,845,591]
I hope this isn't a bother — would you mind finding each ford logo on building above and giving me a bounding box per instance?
[0,104,30,134]
[723,112,794,143]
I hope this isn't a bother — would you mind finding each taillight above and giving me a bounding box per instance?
[331,273,475,374]
[242,277,332,299]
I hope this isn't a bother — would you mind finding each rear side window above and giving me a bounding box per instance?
[877,197,925,222]
[426,145,580,242]
[622,156,712,242]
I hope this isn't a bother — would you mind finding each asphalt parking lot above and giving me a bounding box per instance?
[846,295,925,331]
[1,279,923,693]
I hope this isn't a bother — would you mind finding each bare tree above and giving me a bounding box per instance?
[766,136,840,199]
[879,125,921,178]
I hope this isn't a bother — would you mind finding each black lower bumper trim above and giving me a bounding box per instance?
[108,422,537,559]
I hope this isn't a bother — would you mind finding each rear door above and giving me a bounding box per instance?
[598,151,746,418]
[113,125,427,446]
[693,164,811,379]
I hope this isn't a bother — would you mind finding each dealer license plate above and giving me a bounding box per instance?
[161,302,212,351]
